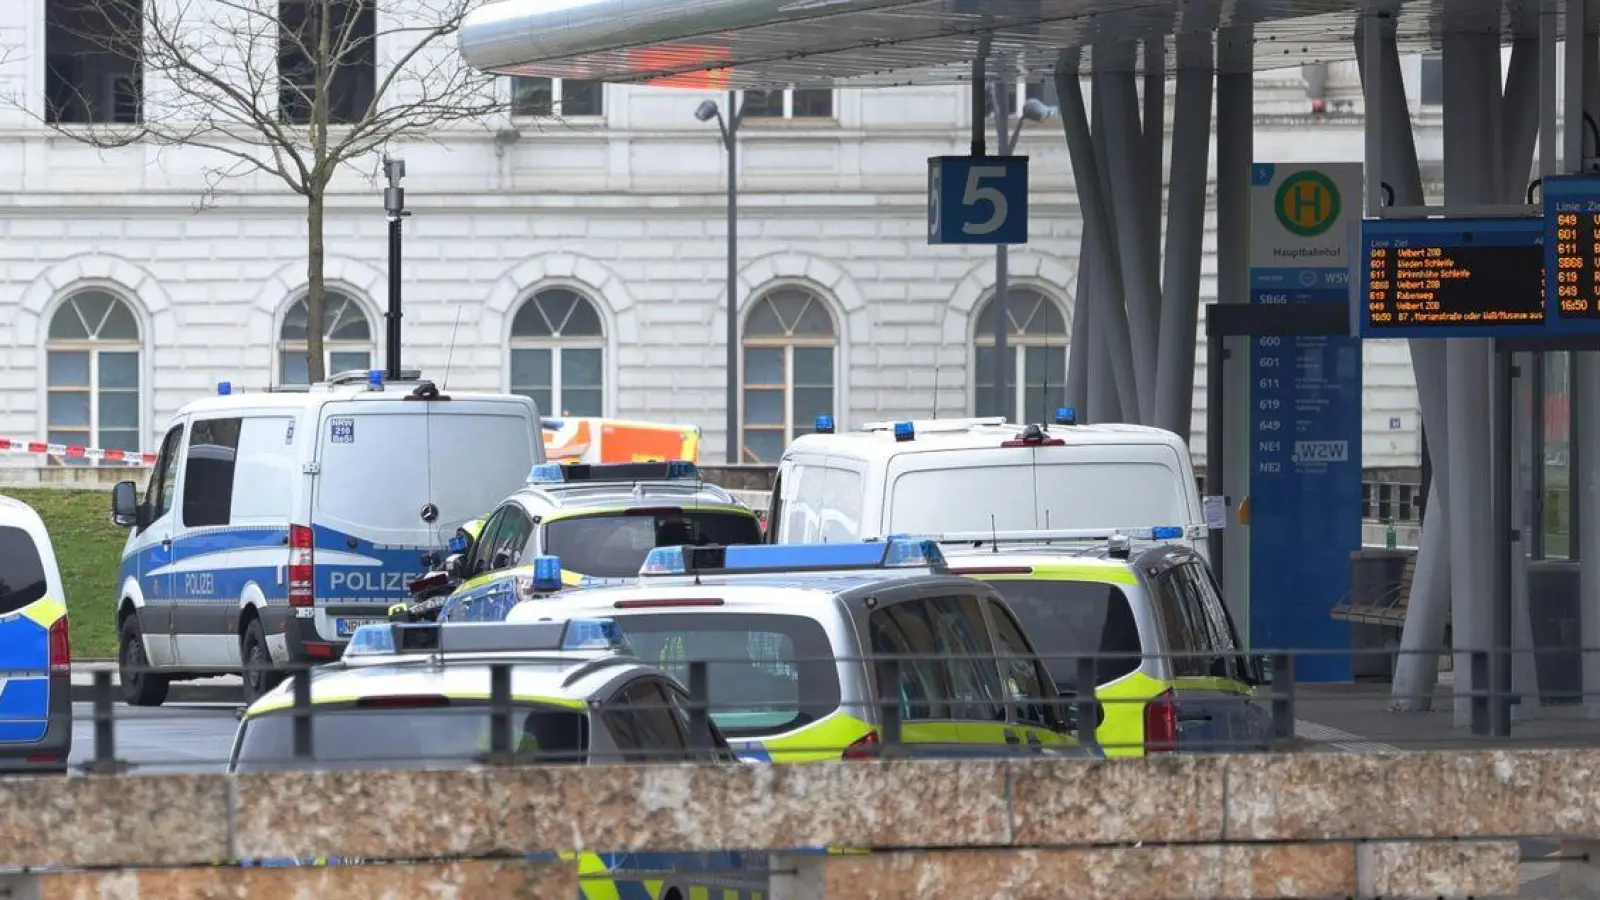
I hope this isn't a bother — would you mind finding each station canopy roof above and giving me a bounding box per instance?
[457,0,1541,89]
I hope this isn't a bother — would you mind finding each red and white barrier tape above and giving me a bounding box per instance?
[0,439,157,465]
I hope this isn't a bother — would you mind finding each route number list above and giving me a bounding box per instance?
[1553,211,1600,320]
[1364,240,1543,330]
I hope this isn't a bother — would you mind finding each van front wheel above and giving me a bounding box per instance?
[119,616,170,707]
[240,619,285,703]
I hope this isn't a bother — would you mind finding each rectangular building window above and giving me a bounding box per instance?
[1419,52,1442,107]
[277,0,376,125]
[45,0,145,124]
[510,76,605,118]
[741,88,834,120]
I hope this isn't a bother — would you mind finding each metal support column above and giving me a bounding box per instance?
[1213,25,1252,628]
[1358,12,1452,711]
[1570,0,1600,719]
[382,155,408,380]
[1441,24,1501,728]
[989,80,1012,420]
[1094,44,1159,421]
[1142,39,1166,260]
[1153,33,1215,437]
[1056,51,1139,420]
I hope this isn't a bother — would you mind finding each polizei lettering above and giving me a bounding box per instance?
[328,570,418,593]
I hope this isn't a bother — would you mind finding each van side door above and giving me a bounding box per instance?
[171,416,244,668]
[131,424,186,666]
[1151,566,1235,752]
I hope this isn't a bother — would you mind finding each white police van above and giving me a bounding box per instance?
[110,369,543,705]
[768,411,1210,559]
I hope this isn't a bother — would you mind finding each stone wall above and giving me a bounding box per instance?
[4,750,1594,897]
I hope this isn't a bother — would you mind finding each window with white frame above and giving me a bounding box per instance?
[510,76,604,118]
[973,287,1070,422]
[741,287,836,463]
[983,80,1050,118]
[740,87,834,119]
[278,290,374,386]
[509,287,605,417]
[46,288,142,465]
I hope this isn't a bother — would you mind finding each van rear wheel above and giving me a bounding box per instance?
[240,619,284,702]
[119,615,169,707]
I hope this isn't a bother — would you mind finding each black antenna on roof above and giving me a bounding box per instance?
[990,513,998,554]
[931,360,942,420]
[1041,306,1052,425]
[441,303,464,390]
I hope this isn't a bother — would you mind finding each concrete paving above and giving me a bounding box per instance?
[68,701,240,775]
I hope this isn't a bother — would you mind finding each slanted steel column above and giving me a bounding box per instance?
[1142,40,1166,262]
[1358,10,1451,711]
[1066,224,1093,411]
[1153,33,1214,437]
[1088,81,1128,422]
[1215,24,1252,631]
[1441,21,1502,727]
[1056,51,1139,420]
[1094,42,1160,421]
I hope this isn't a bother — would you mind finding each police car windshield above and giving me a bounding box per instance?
[230,701,588,772]
[538,510,762,578]
[986,581,1143,689]
[607,613,840,738]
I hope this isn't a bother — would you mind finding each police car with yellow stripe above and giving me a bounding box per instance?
[227,616,766,899]
[431,461,763,612]
[0,495,72,773]
[932,528,1271,757]
[508,539,1099,763]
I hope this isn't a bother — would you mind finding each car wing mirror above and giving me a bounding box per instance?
[491,549,513,570]
[110,480,141,528]
[444,553,467,580]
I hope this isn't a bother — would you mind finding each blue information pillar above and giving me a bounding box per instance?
[1247,163,1364,683]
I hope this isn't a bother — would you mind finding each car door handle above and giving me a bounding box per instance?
[1178,713,1213,723]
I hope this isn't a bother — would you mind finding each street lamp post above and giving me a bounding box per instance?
[382,154,410,380]
[696,95,745,464]
[986,92,1054,420]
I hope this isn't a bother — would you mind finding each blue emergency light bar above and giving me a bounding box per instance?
[217,381,232,396]
[532,556,562,592]
[814,415,835,434]
[639,538,946,577]
[1054,407,1077,425]
[448,534,470,554]
[892,421,915,442]
[344,617,629,658]
[528,460,699,485]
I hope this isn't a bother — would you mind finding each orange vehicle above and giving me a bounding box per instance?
[540,417,701,465]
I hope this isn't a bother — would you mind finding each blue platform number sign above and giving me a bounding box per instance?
[927,156,1029,245]
[1247,161,1363,685]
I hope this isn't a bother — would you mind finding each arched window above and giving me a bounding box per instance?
[509,287,605,417]
[741,287,836,463]
[278,290,374,385]
[46,288,142,463]
[973,287,1069,421]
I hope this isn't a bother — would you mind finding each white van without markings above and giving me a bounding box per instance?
[768,415,1208,558]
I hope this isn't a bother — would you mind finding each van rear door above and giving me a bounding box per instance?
[1029,443,1196,533]
[0,524,61,744]
[310,396,536,635]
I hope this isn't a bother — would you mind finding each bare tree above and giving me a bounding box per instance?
[38,0,501,381]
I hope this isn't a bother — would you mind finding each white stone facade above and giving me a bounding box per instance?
[0,2,1438,467]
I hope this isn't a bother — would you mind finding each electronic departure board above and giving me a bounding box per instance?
[1356,218,1545,339]
[1543,174,1600,332]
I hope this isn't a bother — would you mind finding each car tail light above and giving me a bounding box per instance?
[47,617,70,676]
[1001,437,1066,447]
[288,524,314,608]
[842,731,881,760]
[1144,689,1179,754]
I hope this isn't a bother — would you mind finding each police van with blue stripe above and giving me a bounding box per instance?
[110,369,543,705]
[0,495,72,773]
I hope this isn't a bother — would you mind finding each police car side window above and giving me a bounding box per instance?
[1153,571,1212,678]
[984,601,1058,730]
[467,508,511,575]
[146,426,185,524]
[924,596,1006,722]
[603,679,692,763]
[1180,563,1244,681]
[499,508,535,563]
[868,601,952,721]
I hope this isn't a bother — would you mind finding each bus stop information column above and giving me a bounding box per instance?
[1247,163,1364,684]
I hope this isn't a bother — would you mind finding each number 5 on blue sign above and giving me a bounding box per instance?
[927,156,1029,245]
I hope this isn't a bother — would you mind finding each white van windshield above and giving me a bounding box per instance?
[888,461,1191,535]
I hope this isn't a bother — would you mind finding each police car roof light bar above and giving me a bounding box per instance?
[349,618,629,657]
[639,538,947,577]
[528,460,699,485]
[892,525,1198,545]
